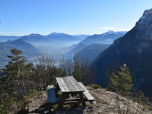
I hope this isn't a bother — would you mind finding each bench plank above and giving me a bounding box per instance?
[83,92,95,101]
[47,85,57,103]
[78,82,95,101]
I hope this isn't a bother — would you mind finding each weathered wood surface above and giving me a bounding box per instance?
[56,76,85,92]
[83,92,95,101]
[78,82,95,101]
[56,78,66,92]
[78,82,88,92]
[47,85,57,103]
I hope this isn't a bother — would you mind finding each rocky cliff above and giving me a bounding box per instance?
[91,8,152,96]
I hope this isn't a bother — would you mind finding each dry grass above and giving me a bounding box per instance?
[86,86,152,114]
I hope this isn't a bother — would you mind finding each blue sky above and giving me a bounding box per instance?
[0,0,152,36]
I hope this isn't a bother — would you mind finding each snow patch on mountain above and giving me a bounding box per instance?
[138,8,152,24]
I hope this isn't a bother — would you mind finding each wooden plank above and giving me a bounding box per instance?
[66,76,81,91]
[47,85,54,89]
[64,98,88,101]
[78,82,88,92]
[83,91,95,101]
[77,82,95,101]
[69,76,85,91]
[56,78,66,92]
[60,100,87,105]
[68,76,85,91]
[62,77,77,92]
[59,78,70,92]
[47,85,57,103]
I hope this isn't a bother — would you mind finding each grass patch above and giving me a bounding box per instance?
[96,99,100,104]
[92,84,101,89]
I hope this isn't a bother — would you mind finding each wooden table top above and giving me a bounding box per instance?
[56,76,85,92]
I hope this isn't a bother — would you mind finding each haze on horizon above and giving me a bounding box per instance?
[0,0,152,36]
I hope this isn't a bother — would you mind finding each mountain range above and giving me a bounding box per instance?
[0,39,38,68]
[91,8,152,96]
[78,31,127,45]
[76,44,111,62]
[73,34,90,40]
[19,34,51,46]
[0,36,21,42]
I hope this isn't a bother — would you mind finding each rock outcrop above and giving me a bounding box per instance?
[91,8,152,96]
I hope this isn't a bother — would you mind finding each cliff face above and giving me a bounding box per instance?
[91,8,152,95]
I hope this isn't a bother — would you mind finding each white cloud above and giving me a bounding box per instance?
[99,27,132,31]
[113,28,132,31]
[99,27,116,30]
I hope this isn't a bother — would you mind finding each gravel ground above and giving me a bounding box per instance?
[27,87,152,114]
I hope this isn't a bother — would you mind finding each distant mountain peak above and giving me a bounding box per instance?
[138,8,152,25]
[48,32,67,36]
[29,34,42,36]
[106,30,115,34]
[91,8,152,96]
[102,30,127,35]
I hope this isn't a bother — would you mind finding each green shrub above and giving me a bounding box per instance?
[93,84,101,89]
[148,106,152,111]
[0,94,13,114]
[96,99,100,104]
[78,103,82,106]
[52,104,58,109]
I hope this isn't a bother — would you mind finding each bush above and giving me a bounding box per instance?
[93,84,101,89]
[52,104,58,109]
[96,99,100,104]
[0,94,13,114]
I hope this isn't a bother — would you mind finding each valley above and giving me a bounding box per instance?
[1,1,152,113]
[0,31,126,69]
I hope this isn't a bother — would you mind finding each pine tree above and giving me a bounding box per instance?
[5,48,33,96]
[73,62,82,82]
[109,64,133,95]
[0,94,13,114]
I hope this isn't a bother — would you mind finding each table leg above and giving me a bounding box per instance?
[58,93,67,109]
[79,92,86,106]
[55,84,60,98]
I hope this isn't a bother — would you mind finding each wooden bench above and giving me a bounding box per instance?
[78,82,95,101]
[47,85,57,104]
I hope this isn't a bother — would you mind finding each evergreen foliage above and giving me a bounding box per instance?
[73,62,83,82]
[0,49,69,113]
[5,48,33,97]
[109,64,133,95]
[0,94,13,114]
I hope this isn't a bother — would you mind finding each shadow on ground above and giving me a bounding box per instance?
[27,102,89,114]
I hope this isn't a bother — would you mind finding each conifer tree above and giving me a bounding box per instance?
[109,64,133,95]
[73,62,82,82]
[5,48,33,96]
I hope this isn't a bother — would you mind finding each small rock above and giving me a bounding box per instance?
[93,101,96,104]
[98,110,102,113]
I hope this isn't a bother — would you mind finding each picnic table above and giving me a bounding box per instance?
[47,76,95,108]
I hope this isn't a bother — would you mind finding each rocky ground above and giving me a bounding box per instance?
[27,86,152,114]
